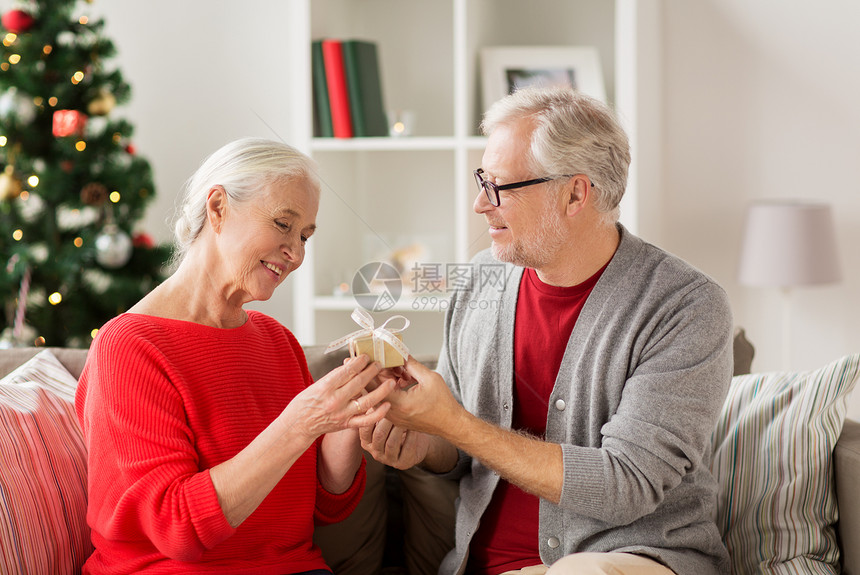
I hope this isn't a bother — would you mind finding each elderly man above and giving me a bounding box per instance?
[361,85,733,575]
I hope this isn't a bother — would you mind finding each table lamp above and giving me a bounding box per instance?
[738,200,842,369]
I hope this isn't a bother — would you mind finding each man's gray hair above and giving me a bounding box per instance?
[480,85,630,219]
[171,137,319,266]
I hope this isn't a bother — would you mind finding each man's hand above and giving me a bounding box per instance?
[377,357,564,501]
[358,357,463,473]
[381,357,467,437]
[359,419,430,469]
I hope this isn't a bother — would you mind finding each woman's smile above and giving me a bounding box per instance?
[262,260,284,279]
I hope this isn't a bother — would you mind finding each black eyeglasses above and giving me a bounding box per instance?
[474,168,587,207]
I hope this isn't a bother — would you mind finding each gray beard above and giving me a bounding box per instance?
[491,202,567,270]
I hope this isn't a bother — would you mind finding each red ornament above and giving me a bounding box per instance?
[124,143,136,155]
[2,10,35,33]
[52,109,88,137]
[132,232,155,249]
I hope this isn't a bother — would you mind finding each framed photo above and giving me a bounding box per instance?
[480,46,606,112]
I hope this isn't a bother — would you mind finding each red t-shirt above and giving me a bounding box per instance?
[468,266,605,574]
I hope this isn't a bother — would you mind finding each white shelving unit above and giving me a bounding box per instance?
[285,0,659,356]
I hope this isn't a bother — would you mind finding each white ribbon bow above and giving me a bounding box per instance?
[324,308,410,364]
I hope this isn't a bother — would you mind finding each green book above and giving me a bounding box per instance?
[311,40,333,137]
[341,40,388,137]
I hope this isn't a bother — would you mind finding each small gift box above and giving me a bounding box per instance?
[349,332,405,368]
[325,308,410,368]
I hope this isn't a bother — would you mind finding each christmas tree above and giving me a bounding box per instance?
[0,0,169,348]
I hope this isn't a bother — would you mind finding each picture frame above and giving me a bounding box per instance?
[480,46,606,112]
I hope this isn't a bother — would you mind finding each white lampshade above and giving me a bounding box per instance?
[738,200,842,287]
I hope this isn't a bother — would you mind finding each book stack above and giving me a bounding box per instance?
[312,39,388,138]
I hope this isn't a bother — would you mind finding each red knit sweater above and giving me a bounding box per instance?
[75,311,364,574]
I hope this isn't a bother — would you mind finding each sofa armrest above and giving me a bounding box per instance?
[836,418,860,574]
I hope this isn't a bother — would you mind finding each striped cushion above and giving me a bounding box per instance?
[711,354,860,575]
[0,349,92,574]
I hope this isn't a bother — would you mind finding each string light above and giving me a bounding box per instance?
[0,136,6,146]
[48,96,58,106]
[27,175,39,187]
[79,16,89,25]
[75,140,86,151]
[48,292,62,305]
[0,63,9,71]
[109,191,121,203]
[19,191,29,200]
[74,237,83,247]
[2,33,16,46]
[12,229,23,241]
[71,71,84,84]
[90,328,99,339]
[34,336,45,346]
[33,96,43,107]
[8,54,21,65]
[42,45,52,55]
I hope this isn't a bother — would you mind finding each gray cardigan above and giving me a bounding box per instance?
[435,226,733,575]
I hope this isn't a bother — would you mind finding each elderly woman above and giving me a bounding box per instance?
[75,138,394,574]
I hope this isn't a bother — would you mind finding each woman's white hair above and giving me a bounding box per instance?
[481,85,630,220]
[171,137,319,266]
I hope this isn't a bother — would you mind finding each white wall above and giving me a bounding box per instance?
[660,0,860,419]
[84,0,297,322]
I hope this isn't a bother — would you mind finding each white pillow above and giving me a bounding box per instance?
[711,354,860,575]
[0,349,92,575]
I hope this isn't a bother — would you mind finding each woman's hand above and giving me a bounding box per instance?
[211,355,393,528]
[286,354,395,443]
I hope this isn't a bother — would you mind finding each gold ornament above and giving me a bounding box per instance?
[87,89,116,116]
[80,181,108,206]
[0,165,22,200]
